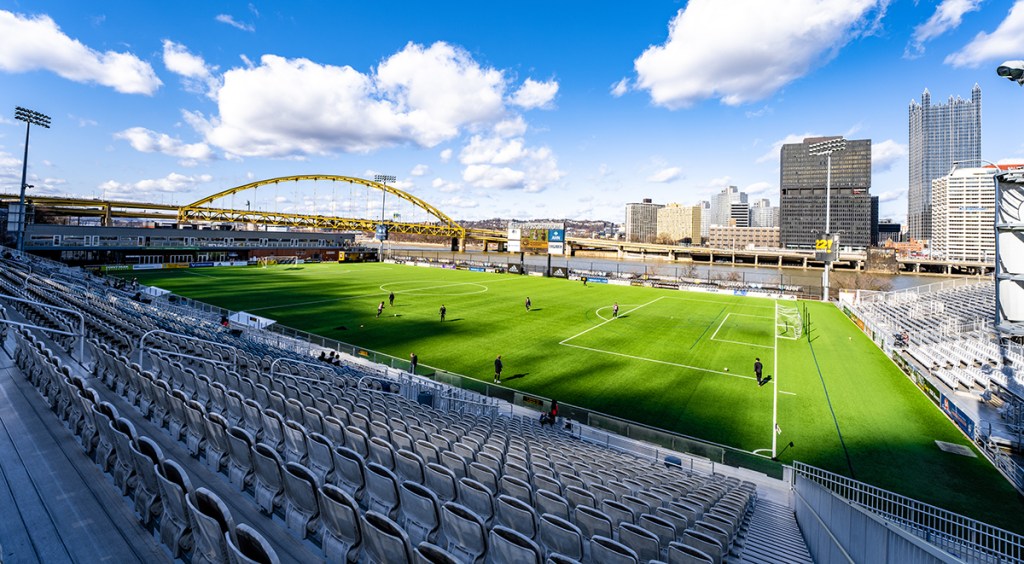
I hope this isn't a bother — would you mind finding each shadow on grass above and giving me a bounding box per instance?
[504,373,529,382]
[758,375,773,387]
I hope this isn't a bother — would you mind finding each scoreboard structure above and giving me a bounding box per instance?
[507,222,566,255]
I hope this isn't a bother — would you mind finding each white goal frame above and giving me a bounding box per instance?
[775,302,802,340]
[257,255,300,268]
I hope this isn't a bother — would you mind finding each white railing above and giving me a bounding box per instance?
[794,462,1023,563]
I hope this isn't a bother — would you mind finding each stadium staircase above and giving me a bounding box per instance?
[0,251,818,563]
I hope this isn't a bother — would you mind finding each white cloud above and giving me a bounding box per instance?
[871,139,906,173]
[442,195,478,208]
[98,172,212,200]
[646,167,683,183]
[494,116,527,138]
[162,40,220,97]
[0,10,161,94]
[460,135,526,165]
[194,42,508,157]
[610,78,629,98]
[633,0,886,108]
[114,126,214,165]
[410,164,429,176]
[458,125,564,193]
[756,132,820,163]
[462,164,526,190]
[215,14,255,32]
[439,148,453,163]
[876,189,904,203]
[70,114,97,127]
[906,0,981,59]
[945,1,1024,68]
[745,181,775,196]
[432,177,461,192]
[510,78,558,109]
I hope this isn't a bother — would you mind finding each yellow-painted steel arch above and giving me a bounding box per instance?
[179,175,464,237]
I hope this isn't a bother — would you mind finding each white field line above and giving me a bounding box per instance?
[181,269,219,279]
[709,313,774,349]
[772,301,781,457]
[247,279,514,313]
[559,341,796,395]
[559,297,666,344]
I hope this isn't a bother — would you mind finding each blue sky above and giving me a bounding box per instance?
[1,1,1023,225]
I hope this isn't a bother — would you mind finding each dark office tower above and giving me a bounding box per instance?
[907,85,982,243]
[779,136,873,250]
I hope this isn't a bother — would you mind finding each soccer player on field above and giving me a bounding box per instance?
[525,297,531,311]
[377,301,385,318]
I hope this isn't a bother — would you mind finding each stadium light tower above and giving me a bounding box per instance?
[996,60,1024,85]
[373,174,396,261]
[14,106,50,253]
[808,137,846,301]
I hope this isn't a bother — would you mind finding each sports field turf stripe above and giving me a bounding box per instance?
[558,297,664,344]
[689,306,726,350]
[807,332,857,479]
[246,279,515,312]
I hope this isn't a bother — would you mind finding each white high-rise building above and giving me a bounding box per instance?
[698,200,711,240]
[711,186,747,227]
[930,167,994,262]
[908,85,982,243]
[624,198,663,243]
[749,198,779,228]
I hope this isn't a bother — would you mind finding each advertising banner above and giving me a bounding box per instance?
[469,267,485,272]
[549,266,568,278]
[548,242,565,255]
[190,262,215,268]
[940,394,976,437]
[587,276,608,284]
[548,229,565,243]
[133,264,164,270]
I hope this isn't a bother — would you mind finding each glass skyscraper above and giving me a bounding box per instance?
[907,85,981,243]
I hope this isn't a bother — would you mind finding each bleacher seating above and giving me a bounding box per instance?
[0,252,816,563]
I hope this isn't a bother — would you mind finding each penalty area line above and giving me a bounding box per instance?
[559,341,796,395]
[559,297,665,345]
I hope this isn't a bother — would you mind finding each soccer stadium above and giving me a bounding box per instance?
[5,4,1024,563]
[2,170,1024,563]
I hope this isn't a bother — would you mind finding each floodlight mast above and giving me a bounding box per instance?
[996,60,1024,85]
[373,174,396,261]
[808,138,846,301]
[13,107,50,254]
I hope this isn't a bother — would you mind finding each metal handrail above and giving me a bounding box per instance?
[0,293,85,361]
[137,329,238,370]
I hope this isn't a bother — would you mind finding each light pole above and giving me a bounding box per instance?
[13,107,50,253]
[373,174,395,261]
[808,137,846,301]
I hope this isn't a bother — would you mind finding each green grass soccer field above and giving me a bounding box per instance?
[118,262,1024,530]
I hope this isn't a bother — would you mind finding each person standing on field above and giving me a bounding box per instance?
[494,355,503,384]
[439,304,446,322]
[389,291,395,306]
[525,297,531,311]
[612,303,619,318]
[754,357,763,386]
[410,352,418,374]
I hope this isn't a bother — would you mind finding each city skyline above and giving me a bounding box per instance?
[1,1,1023,224]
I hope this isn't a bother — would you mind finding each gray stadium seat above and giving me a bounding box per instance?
[362,510,415,564]
[365,462,401,519]
[590,535,639,564]
[565,485,596,510]
[457,477,495,526]
[203,412,230,473]
[110,417,138,495]
[282,462,320,538]
[489,525,543,564]
[602,499,636,528]
[415,541,461,564]
[399,480,442,546]
[259,409,286,452]
[666,540,713,564]
[226,522,281,564]
[639,512,678,554]
[251,442,285,515]
[344,425,370,458]
[695,520,731,554]
[282,421,309,465]
[499,474,533,505]
[368,436,397,470]
[184,399,208,457]
[332,446,366,502]
[655,507,689,540]
[535,489,571,521]
[467,461,499,494]
[93,401,118,471]
[305,431,336,485]
[534,474,562,496]
[414,439,441,465]
[318,483,362,563]
[322,415,346,446]
[129,435,163,525]
[440,502,488,564]
[186,487,235,564]
[620,495,652,520]
[240,398,264,440]
[574,504,613,543]
[618,522,661,563]
[425,462,458,503]
[226,426,255,489]
[156,458,194,558]
[396,448,426,485]
[440,450,468,480]
[682,530,722,564]
[495,494,540,540]
[303,406,325,434]
[539,513,585,561]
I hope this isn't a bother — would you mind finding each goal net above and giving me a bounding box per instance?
[257,255,300,268]
[776,302,802,340]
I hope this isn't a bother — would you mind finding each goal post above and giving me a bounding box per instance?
[776,302,802,340]
[257,255,300,268]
